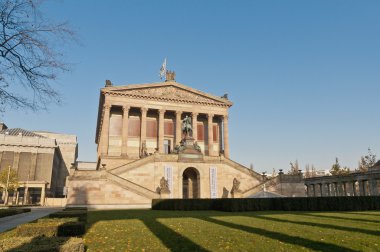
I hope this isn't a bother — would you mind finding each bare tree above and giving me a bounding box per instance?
[0,0,75,112]
[358,148,377,172]
[288,160,299,175]
[305,164,310,178]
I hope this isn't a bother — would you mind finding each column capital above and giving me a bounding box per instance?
[159,109,166,114]
[122,105,130,112]
[140,107,148,113]
[207,113,214,119]
[191,112,199,116]
[175,110,182,116]
[222,114,229,120]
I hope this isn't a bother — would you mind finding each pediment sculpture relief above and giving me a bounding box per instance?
[111,86,224,104]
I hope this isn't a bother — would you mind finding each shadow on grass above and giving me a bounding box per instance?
[82,210,380,251]
[199,216,358,252]
[250,214,380,237]
[142,217,209,252]
[295,212,380,224]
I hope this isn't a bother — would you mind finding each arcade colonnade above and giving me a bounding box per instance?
[305,172,380,197]
[99,104,230,158]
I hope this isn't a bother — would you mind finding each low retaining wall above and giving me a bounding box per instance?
[45,198,67,207]
[152,196,380,212]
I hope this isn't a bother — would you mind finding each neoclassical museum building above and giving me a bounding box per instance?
[67,73,264,207]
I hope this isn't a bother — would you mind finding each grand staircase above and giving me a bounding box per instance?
[106,171,158,199]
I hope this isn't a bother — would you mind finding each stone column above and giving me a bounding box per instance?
[207,114,214,156]
[306,185,310,197]
[359,180,365,196]
[23,187,29,205]
[140,107,148,149]
[40,185,46,206]
[191,112,198,140]
[352,181,357,196]
[369,179,378,196]
[121,105,130,157]
[175,111,182,145]
[320,183,325,196]
[335,183,340,196]
[101,104,111,156]
[312,184,316,197]
[343,182,348,196]
[15,190,19,205]
[223,115,230,158]
[325,183,330,196]
[158,109,165,154]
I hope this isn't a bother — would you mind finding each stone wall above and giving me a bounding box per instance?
[67,154,263,207]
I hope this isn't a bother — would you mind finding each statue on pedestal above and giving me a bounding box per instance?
[231,178,241,193]
[159,177,170,194]
[140,140,148,158]
[182,115,192,138]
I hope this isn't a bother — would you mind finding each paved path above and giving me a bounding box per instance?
[0,207,62,233]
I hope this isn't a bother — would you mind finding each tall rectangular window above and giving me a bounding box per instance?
[197,123,204,141]
[128,118,141,137]
[213,125,219,142]
[164,121,174,136]
[146,119,157,138]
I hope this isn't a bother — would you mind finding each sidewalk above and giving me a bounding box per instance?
[0,207,62,233]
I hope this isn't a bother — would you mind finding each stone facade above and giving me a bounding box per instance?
[0,125,77,205]
[67,75,266,208]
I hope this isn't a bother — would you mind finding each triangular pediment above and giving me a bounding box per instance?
[103,82,232,107]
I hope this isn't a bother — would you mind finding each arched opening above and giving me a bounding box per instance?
[182,167,200,199]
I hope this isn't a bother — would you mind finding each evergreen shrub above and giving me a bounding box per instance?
[152,196,380,212]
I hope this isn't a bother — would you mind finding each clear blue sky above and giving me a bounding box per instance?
[1,0,379,173]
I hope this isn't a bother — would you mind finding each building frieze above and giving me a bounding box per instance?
[103,85,231,108]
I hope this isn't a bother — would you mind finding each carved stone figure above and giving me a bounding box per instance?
[193,141,201,153]
[160,176,170,193]
[105,79,112,87]
[231,178,241,193]
[140,140,148,158]
[182,115,192,137]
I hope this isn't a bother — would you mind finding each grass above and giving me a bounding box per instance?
[0,208,85,251]
[84,210,380,252]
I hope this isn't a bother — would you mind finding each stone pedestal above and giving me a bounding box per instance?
[177,137,203,162]
[160,192,171,199]
[231,191,242,198]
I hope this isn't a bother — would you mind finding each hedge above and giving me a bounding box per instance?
[7,204,40,208]
[0,237,85,252]
[152,196,380,212]
[16,221,85,237]
[48,210,87,222]
[0,208,31,218]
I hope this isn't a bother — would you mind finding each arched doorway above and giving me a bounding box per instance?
[182,167,200,199]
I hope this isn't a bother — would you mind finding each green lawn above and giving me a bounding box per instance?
[84,210,380,252]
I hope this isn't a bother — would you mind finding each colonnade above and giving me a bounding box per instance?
[305,178,379,197]
[100,104,230,158]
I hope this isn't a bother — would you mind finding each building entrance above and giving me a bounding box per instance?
[182,167,200,199]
